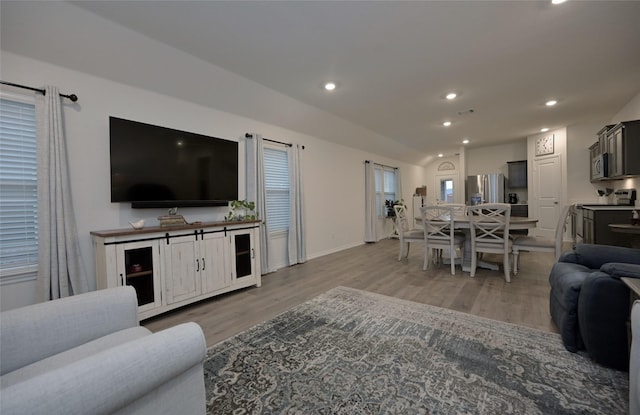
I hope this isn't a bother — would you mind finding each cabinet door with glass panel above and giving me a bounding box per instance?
[115,240,162,314]
[229,229,258,286]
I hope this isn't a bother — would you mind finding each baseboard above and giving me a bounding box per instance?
[307,241,366,261]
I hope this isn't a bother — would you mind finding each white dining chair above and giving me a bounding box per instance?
[467,203,512,282]
[393,204,424,261]
[421,205,465,275]
[511,204,574,275]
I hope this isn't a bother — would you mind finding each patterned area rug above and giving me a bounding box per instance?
[204,287,628,414]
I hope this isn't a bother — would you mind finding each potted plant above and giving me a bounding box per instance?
[385,199,405,217]
[225,200,258,222]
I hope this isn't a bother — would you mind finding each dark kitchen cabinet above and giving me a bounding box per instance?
[507,160,527,188]
[606,120,640,178]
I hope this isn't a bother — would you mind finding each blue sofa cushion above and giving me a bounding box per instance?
[601,263,640,279]
[549,262,593,352]
[562,244,640,269]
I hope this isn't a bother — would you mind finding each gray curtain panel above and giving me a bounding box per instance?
[287,144,306,265]
[245,133,270,273]
[36,85,88,300]
[364,161,377,242]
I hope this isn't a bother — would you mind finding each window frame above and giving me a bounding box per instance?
[0,91,38,285]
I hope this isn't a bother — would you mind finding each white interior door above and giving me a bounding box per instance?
[533,155,562,239]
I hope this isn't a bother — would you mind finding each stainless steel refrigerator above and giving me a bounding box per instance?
[466,174,505,205]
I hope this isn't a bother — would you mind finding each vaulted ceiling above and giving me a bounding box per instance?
[3,1,640,165]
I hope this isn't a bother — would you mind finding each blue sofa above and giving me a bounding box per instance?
[549,244,640,370]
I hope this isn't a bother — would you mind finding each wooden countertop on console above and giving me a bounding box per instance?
[91,219,262,238]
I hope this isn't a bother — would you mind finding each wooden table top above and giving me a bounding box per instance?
[416,216,538,230]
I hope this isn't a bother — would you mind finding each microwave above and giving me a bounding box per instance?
[591,153,608,180]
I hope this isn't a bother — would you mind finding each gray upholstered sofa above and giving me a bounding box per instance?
[549,243,640,370]
[0,286,207,415]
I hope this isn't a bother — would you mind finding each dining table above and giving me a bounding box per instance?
[417,214,539,273]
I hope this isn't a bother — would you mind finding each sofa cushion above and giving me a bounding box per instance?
[601,263,640,279]
[549,262,593,352]
[1,326,150,388]
[566,244,640,270]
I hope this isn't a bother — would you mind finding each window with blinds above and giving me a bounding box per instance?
[0,96,38,279]
[375,165,396,217]
[263,147,289,233]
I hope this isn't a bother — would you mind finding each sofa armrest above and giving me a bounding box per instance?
[0,322,207,415]
[630,301,640,415]
[560,244,640,269]
[601,263,640,279]
[0,286,138,375]
[578,272,630,370]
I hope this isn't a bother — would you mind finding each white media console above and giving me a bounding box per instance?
[91,220,261,320]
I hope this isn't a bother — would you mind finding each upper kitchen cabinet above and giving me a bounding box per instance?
[606,120,640,179]
[507,160,527,188]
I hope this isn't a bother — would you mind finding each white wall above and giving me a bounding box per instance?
[466,140,527,177]
[0,51,424,309]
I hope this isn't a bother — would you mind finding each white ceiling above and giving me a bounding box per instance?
[5,1,640,164]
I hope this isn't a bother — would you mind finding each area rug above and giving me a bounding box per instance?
[203,286,628,414]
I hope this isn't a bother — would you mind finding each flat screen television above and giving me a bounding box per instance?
[110,117,238,208]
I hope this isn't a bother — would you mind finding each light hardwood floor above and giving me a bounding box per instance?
[143,238,560,347]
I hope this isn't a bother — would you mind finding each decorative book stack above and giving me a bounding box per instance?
[157,214,187,227]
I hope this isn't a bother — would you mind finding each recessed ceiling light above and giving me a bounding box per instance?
[551,0,566,4]
[445,92,457,100]
[438,153,444,158]
[541,128,550,132]
[443,121,452,127]
[324,82,336,91]
[545,100,557,107]
[462,139,470,144]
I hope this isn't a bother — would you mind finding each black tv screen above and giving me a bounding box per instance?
[110,117,238,208]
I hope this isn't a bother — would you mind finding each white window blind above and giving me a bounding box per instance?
[263,147,289,232]
[374,165,396,217]
[0,97,38,277]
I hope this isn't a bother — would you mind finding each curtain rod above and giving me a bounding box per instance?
[244,133,305,149]
[365,160,397,170]
[0,80,78,102]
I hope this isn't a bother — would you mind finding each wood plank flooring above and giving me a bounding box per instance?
[142,239,559,347]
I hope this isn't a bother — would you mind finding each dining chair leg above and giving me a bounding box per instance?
[512,249,520,275]
[503,254,511,283]
[423,244,429,270]
[450,246,456,276]
[470,250,477,278]
[397,238,404,261]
